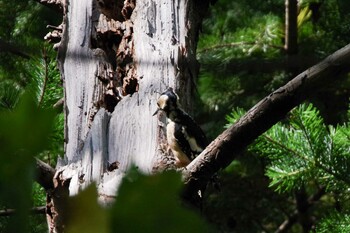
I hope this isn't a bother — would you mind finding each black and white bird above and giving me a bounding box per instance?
[153,88,208,167]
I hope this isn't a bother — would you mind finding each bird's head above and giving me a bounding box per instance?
[153,87,179,116]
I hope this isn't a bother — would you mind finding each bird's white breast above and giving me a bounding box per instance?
[166,120,191,166]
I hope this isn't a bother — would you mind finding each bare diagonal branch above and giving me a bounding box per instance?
[182,43,350,202]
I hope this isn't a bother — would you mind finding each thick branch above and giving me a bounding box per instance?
[0,206,46,217]
[183,43,350,201]
[0,38,30,59]
[32,0,63,13]
[35,158,56,191]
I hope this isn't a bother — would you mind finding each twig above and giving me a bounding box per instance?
[53,97,64,110]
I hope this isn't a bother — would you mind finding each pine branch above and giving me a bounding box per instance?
[182,43,350,203]
[262,132,317,180]
[294,112,317,159]
[262,134,308,161]
[261,110,350,188]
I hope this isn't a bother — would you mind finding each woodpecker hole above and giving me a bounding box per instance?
[93,0,137,113]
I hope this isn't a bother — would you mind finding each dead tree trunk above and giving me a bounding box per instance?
[36,0,350,231]
[43,0,209,232]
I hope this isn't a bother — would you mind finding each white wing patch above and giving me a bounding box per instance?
[182,127,203,153]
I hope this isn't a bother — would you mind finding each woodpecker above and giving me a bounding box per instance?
[153,88,208,167]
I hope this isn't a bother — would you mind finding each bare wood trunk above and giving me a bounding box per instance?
[47,0,208,231]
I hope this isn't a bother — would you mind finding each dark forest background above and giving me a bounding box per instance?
[1,0,350,232]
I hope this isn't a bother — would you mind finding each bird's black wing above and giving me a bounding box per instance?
[173,122,196,160]
[181,113,208,150]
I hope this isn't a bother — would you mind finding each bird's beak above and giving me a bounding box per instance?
[152,108,160,116]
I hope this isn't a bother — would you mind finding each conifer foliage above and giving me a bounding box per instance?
[227,104,350,231]
[255,104,350,192]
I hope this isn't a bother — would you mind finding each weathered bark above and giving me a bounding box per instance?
[35,159,69,233]
[183,43,350,202]
[46,171,71,233]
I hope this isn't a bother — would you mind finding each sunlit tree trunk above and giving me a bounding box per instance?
[44,0,209,232]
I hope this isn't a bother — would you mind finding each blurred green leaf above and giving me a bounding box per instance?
[110,169,210,233]
[0,92,55,156]
[0,91,55,232]
[66,184,109,233]
[65,169,210,233]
